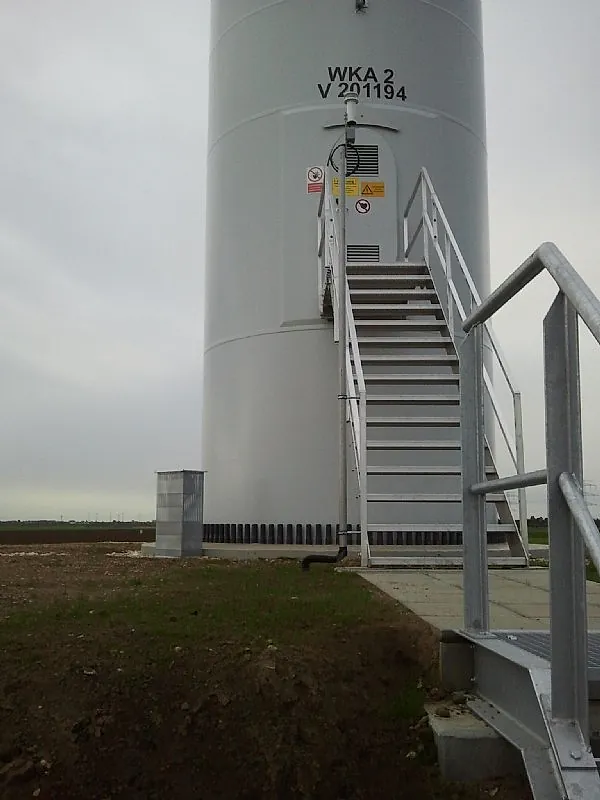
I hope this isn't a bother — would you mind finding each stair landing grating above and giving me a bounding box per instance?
[495,630,600,672]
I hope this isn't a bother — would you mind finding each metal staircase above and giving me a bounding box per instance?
[349,260,525,567]
[317,168,528,567]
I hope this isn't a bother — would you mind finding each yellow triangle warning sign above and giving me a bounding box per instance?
[360,181,385,198]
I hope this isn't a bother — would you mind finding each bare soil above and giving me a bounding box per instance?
[0,545,531,799]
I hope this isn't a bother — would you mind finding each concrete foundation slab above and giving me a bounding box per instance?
[426,703,523,782]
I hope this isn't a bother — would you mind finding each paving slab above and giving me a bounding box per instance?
[360,568,600,631]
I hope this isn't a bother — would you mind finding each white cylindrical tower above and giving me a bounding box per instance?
[203,0,489,530]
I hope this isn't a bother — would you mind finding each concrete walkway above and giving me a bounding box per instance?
[360,568,600,630]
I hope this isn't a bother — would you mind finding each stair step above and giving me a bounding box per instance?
[347,262,427,275]
[356,320,447,328]
[366,395,458,405]
[367,417,460,427]
[369,557,528,567]
[364,374,460,384]
[350,289,438,301]
[367,493,505,503]
[353,304,444,317]
[367,440,461,449]
[357,354,458,365]
[367,466,496,475]
[348,275,434,287]
[358,337,453,346]
[368,524,515,533]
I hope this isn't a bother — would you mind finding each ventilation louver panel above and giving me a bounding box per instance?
[351,144,379,176]
[347,244,380,263]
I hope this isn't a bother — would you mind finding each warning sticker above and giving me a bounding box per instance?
[332,177,359,197]
[307,166,324,183]
[361,181,385,198]
[306,165,324,194]
[355,198,371,214]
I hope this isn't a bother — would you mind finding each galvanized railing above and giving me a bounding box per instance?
[403,168,529,553]
[461,241,600,743]
[317,169,369,562]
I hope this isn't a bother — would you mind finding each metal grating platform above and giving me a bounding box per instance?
[496,630,600,698]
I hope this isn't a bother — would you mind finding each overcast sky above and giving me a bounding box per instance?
[0,0,598,520]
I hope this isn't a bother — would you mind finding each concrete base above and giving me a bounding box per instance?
[141,543,349,560]
[426,702,523,782]
[140,542,203,559]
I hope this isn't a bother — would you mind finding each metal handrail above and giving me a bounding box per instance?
[559,472,600,576]
[463,241,600,343]
[318,171,369,562]
[461,242,600,751]
[403,168,528,551]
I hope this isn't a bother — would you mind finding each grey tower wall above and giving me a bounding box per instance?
[203,0,489,526]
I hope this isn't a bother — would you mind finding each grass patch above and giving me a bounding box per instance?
[528,528,548,545]
[0,562,385,659]
[587,562,600,583]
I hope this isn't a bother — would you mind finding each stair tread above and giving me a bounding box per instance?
[363,374,459,382]
[357,354,458,362]
[367,524,515,532]
[367,440,461,449]
[347,261,426,269]
[353,304,442,310]
[350,289,437,297]
[348,275,434,283]
[366,395,458,403]
[367,466,496,475]
[369,557,528,567]
[367,493,505,502]
[356,320,447,326]
[358,337,453,344]
[367,417,460,426]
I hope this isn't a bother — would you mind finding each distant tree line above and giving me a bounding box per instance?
[526,515,600,528]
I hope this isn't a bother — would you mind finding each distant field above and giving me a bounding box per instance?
[0,523,155,546]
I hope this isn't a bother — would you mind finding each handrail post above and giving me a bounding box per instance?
[431,198,439,245]
[445,231,454,337]
[421,178,429,266]
[403,211,409,260]
[461,325,489,633]
[513,392,529,555]
[544,291,588,735]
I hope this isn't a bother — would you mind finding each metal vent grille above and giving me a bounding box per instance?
[352,144,379,176]
[347,244,380,263]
